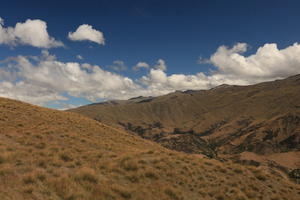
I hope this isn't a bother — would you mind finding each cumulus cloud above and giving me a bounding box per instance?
[68,24,105,45]
[139,69,212,96]
[133,62,150,71]
[0,17,63,48]
[0,51,141,105]
[139,42,300,95]
[133,59,167,71]
[0,42,299,107]
[0,81,68,106]
[208,42,300,83]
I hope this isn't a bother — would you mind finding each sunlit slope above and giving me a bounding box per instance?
[70,75,300,167]
[0,97,299,199]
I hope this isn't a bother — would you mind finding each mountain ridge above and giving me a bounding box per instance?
[70,74,300,171]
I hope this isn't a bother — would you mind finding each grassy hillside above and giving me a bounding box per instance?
[70,75,300,170]
[0,97,299,199]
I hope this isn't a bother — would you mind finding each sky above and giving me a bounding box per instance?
[1,0,300,109]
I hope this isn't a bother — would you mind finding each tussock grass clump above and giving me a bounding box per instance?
[74,167,98,183]
[113,186,132,199]
[48,176,81,200]
[125,174,139,183]
[144,170,158,180]
[204,161,214,166]
[255,174,267,181]
[0,155,5,164]
[23,174,36,185]
[34,142,46,149]
[35,170,47,182]
[119,157,139,171]
[164,187,180,200]
[59,153,73,162]
[233,168,243,174]
[36,159,47,168]
[215,195,225,200]
[146,150,154,154]
[0,165,13,177]
[250,168,267,181]
[23,186,34,194]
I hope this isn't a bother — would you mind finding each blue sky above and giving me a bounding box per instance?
[1,0,300,109]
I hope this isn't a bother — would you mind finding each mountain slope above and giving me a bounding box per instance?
[1,97,300,199]
[70,74,300,170]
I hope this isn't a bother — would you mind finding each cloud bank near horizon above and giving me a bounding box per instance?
[0,42,300,108]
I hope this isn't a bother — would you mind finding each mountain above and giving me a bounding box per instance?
[0,98,300,199]
[70,74,300,172]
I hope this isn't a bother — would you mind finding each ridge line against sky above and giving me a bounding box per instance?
[1,0,300,109]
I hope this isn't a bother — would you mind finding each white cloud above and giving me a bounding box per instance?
[139,69,211,96]
[76,55,84,60]
[68,24,105,45]
[0,17,63,48]
[0,81,68,105]
[0,42,299,107]
[139,42,300,95]
[133,62,150,71]
[0,52,141,105]
[0,56,139,106]
[208,42,300,83]
[133,59,167,71]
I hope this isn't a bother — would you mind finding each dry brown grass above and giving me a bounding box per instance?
[0,97,299,200]
[69,75,300,169]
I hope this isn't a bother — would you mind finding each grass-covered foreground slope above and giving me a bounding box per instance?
[0,97,299,200]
